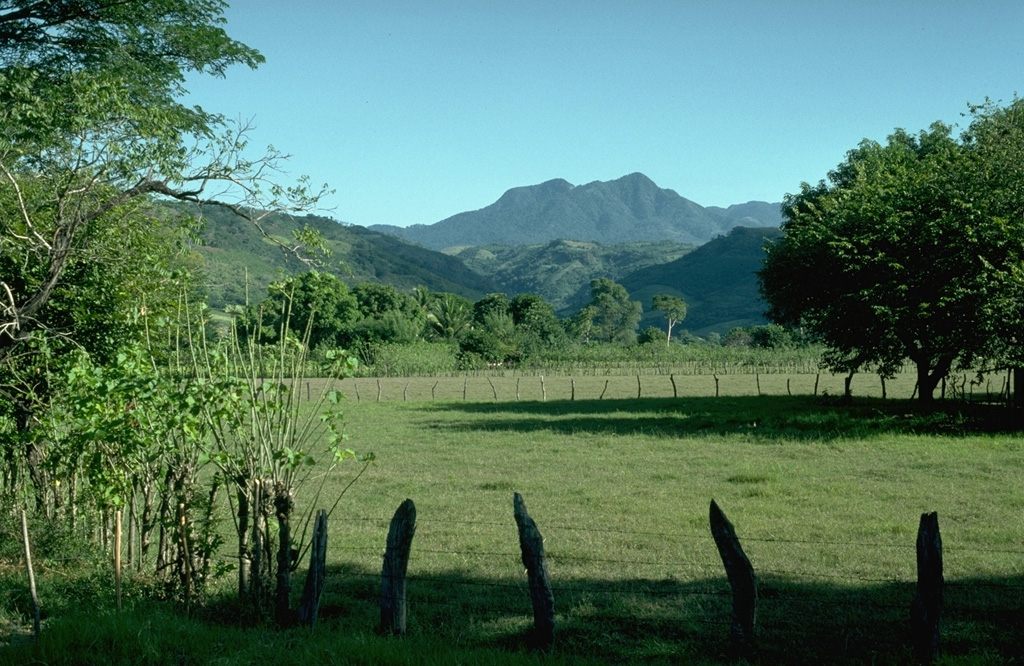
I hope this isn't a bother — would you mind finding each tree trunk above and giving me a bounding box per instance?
[274,481,294,626]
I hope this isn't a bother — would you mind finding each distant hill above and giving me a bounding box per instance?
[706,201,783,227]
[190,205,498,308]
[370,173,779,250]
[450,239,694,314]
[621,226,783,336]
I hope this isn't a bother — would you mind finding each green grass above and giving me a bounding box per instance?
[3,383,1023,665]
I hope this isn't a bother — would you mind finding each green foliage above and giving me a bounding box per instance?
[236,271,360,350]
[759,101,1024,401]
[651,294,688,344]
[586,278,642,345]
[637,326,664,345]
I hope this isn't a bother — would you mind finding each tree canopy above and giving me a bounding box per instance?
[0,0,324,359]
[759,100,1024,401]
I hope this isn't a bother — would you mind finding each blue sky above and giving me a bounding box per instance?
[184,1,1023,228]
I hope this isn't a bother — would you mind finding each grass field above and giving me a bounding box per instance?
[3,372,1023,665]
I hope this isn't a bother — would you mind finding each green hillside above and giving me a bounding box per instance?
[450,238,694,313]
[190,205,498,307]
[622,226,783,336]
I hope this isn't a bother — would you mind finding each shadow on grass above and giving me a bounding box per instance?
[412,395,1024,441]
[307,562,1023,665]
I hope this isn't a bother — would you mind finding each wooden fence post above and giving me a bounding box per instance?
[488,377,498,401]
[540,376,546,401]
[513,492,554,648]
[670,374,678,398]
[910,512,942,664]
[380,499,416,636]
[570,377,576,401]
[713,374,720,397]
[297,509,328,629]
[636,374,641,399]
[20,510,40,641]
[709,499,757,658]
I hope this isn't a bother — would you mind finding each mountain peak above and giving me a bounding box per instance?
[368,174,780,251]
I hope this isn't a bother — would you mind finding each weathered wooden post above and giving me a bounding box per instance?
[513,492,554,648]
[709,499,757,658]
[297,509,328,629]
[380,499,416,635]
[670,374,678,398]
[910,512,942,664]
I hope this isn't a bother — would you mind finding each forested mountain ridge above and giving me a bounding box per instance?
[190,205,498,307]
[450,239,695,314]
[622,226,783,335]
[369,173,781,250]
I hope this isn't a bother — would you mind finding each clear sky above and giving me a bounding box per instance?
[184,1,1023,228]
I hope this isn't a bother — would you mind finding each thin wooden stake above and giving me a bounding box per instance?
[786,378,791,396]
[380,499,416,635]
[115,509,122,612]
[814,373,820,396]
[911,512,943,664]
[21,510,40,641]
[570,377,576,401]
[713,374,720,398]
[540,376,546,401]
[377,378,383,402]
[431,381,438,400]
[516,378,521,401]
[463,376,468,400]
[670,374,678,398]
[513,493,554,648]
[709,500,757,659]
[636,374,641,399]
[599,379,609,400]
[755,373,761,396]
[403,382,409,402]
[487,377,498,401]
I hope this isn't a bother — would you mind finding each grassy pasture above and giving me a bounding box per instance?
[3,374,1023,665]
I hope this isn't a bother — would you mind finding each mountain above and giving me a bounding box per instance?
[621,226,784,336]
[190,205,498,308]
[369,173,778,250]
[706,201,783,227]
[450,239,694,314]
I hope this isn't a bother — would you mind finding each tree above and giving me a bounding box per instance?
[651,294,688,345]
[239,272,359,350]
[759,103,1024,402]
[0,0,326,360]
[587,278,642,345]
[427,293,473,341]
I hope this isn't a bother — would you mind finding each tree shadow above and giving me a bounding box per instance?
[411,395,1024,442]
[313,562,1024,664]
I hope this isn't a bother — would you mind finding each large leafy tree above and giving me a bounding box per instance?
[587,278,642,345]
[0,0,324,359]
[759,102,1024,402]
